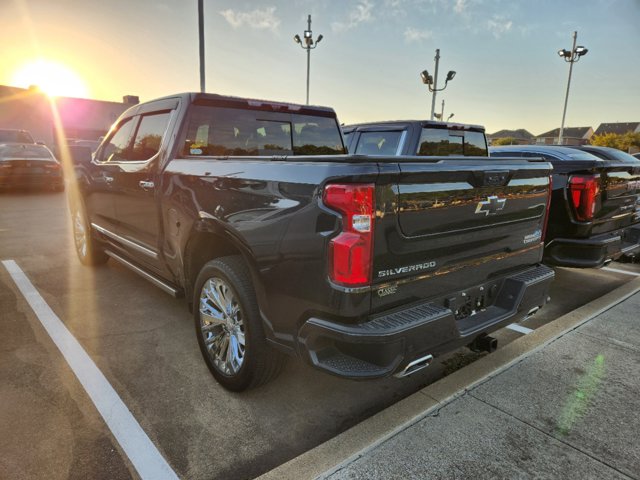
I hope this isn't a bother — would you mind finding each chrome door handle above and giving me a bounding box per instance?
[139,180,155,190]
[104,176,114,184]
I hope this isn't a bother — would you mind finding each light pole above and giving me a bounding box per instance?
[557,31,588,145]
[198,0,205,93]
[294,14,323,105]
[420,49,456,120]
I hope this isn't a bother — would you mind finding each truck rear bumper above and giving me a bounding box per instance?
[544,224,640,268]
[297,264,554,380]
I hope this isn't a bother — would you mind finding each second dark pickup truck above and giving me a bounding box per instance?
[491,145,640,267]
[68,94,554,391]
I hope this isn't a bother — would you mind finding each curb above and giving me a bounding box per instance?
[257,276,640,480]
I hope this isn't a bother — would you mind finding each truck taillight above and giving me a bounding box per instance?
[568,174,600,222]
[323,183,375,287]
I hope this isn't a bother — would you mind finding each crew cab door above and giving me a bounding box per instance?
[87,116,137,235]
[109,107,175,274]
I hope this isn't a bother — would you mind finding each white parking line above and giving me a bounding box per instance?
[602,266,640,277]
[2,260,179,480]
[506,323,534,335]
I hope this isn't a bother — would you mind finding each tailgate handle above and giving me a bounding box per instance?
[483,170,510,187]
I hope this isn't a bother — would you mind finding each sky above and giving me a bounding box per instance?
[1,0,639,135]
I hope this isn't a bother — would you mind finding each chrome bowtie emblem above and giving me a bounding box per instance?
[475,196,506,216]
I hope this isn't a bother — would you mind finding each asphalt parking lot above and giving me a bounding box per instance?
[1,191,639,480]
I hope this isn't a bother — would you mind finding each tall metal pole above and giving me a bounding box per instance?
[306,15,311,105]
[558,31,577,145]
[198,0,205,93]
[440,99,445,120]
[430,49,440,121]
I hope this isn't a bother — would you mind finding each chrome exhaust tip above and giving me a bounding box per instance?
[395,354,433,378]
[525,306,540,319]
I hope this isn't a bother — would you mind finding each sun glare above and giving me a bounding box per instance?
[11,59,89,98]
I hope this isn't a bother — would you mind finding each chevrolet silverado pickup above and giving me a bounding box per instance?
[68,93,554,391]
[491,145,640,267]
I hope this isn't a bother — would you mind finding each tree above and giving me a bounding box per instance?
[590,132,640,152]
[492,137,518,146]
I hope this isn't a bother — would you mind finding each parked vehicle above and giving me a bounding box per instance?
[68,93,554,391]
[490,145,640,267]
[0,128,35,144]
[343,120,488,156]
[633,152,640,160]
[0,143,64,191]
[59,139,102,155]
[570,145,640,164]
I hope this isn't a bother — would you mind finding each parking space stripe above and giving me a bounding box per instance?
[1,260,179,480]
[602,266,640,277]
[506,323,534,335]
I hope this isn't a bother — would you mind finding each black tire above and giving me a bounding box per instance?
[70,200,109,266]
[193,256,286,391]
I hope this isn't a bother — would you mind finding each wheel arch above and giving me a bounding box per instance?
[182,220,266,313]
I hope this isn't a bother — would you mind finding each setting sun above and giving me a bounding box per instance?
[11,59,89,98]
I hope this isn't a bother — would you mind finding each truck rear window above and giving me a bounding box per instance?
[354,131,404,155]
[418,128,487,157]
[182,106,345,157]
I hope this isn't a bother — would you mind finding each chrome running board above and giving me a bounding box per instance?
[105,250,181,297]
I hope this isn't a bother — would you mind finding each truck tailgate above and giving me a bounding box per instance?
[371,157,552,313]
[594,162,640,231]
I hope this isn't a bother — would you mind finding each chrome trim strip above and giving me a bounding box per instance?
[91,223,158,259]
[327,279,372,294]
[329,245,543,294]
[104,250,179,297]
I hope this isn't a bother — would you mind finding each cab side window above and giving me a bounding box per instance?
[130,112,171,161]
[98,117,136,162]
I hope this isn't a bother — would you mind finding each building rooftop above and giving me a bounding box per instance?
[536,126,592,138]
[593,122,640,136]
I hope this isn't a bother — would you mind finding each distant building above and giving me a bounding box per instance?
[487,129,534,145]
[0,85,138,148]
[535,126,593,146]
[593,122,640,136]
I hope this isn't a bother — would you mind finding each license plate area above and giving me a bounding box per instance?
[444,281,502,321]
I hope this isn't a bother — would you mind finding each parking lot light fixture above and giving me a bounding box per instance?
[294,14,323,105]
[420,49,457,121]
[557,31,588,145]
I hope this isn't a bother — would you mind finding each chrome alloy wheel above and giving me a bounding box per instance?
[199,277,246,375]
[73,209,88,258]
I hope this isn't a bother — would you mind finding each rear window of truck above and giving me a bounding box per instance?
[182,106,345,157]
[418,128,487,156]
[354,131,405,156]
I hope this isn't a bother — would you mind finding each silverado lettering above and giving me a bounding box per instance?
[378,261,437,278]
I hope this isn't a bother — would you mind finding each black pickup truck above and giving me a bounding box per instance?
[343,120,489,157]
[490,145,640,267]
[67,93,554,391]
